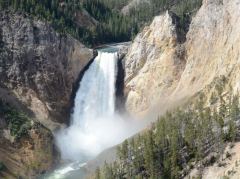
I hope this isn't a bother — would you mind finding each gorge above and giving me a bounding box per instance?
[45,47,141,179]
[1,0,240,178]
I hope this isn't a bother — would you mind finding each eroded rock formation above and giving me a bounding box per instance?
[124,11,186,116]
[0,10,93,178]
[0,121,57,179]
[124,0,240,117]
[0,11,93,130]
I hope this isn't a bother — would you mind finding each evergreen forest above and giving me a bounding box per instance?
[94,83,240,179]
[0,0,202,46]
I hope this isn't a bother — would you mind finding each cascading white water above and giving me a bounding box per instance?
[71,52,116,128]
[46,48,142,179]
[55,51,127,162]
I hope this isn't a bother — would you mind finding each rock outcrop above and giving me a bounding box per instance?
[0,96,58,178]
[0,10,94,178]
[185,142,240,179]
[124,11,186,116]
[0,11,93,130]
[124,0,240,117]
[0,122,57,179]
[173,0,240,98]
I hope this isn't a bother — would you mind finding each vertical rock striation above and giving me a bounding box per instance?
[0,11,93,130]
[0,11,93,178]
[124,11,186,116]
[124,0,240,118]
[173,0,240,98]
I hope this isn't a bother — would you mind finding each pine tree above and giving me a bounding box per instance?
[230,95,239,121]
[117,140,128,161]
[218,96,226,128]
[95,167,101,179]
[143,130,156,178]
[228,118,237,142]
[102,162,114,179]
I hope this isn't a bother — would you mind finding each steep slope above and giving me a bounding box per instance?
[0,11,93,178]
[74,9,98,29]
[0,106,57,179]
[0,11,93,131]
[187,142,240,179]
[172,0,240,99]
[124,11,186,116]
[124,0,240,117]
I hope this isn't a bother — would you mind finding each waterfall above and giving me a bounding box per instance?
[72,52,117,127]
[56,51,122,162]
[46,48,142,179]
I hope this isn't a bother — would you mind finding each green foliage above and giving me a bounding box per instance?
[0,162,5,172]
[173,0,202,33]
[83,0,137,44]
[0,0,202,46]
[117,139,128,160]
[0,99,31,139]
[95,92,240,179]
[6,110,31,139]
[126,0,202,37]
[0,0,93,45]
[222,176,230,179]
[94,167,101,179]
[0,0,134,46]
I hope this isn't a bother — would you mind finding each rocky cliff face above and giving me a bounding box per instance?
[173,0,240,98]
[124,11,186,116]
[0,121,57,179]
[0,10,93,178]
[0,11,93,130]
[0,96,59,178]
[124,0,240,117]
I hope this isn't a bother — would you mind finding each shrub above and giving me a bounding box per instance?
[226,152,231,159]
[0,99,31,140]
[0,162,5,171]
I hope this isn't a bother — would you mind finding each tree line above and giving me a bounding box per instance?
[0,0,202,47]
[0,0,136,46]
[0,0,93,45]
[94,89,240,178]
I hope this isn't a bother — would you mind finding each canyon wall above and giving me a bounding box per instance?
[0,11,93,178]
[0,118,57,179]
[0,11,93,130]
[124,0,240,117]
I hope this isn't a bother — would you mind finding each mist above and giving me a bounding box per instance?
[55,114,141,162]
[54,51,143,163]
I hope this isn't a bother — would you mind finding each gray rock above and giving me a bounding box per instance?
[0,11,93,131]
